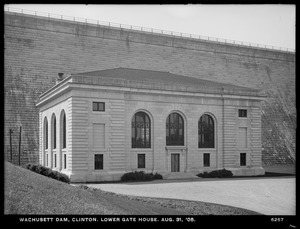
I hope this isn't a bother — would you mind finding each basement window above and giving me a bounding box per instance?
[54,154,57,168]
[240,153,246,166]
[95,154,104,170]
[203,153,210,167]
[93,102,105,112]
[137,154,146,169]
[63,154,67,169]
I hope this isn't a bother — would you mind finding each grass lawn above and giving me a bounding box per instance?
[4,162,260,215]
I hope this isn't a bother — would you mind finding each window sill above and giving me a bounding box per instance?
[165,146,187,150]
[92,111,106,115]
[131,148,153,151]
[198,148,216,151]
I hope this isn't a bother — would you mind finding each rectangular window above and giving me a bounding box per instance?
[63,114,66,149]
[93,102,105,112]
[93,124,105,149]
[64,154,67,169]
[240,153,246,166]
[137,154,145,169]
[203,153,210,167]
[45,137,48,149]
[95,154,104,170]
[53,119,56,149]
[45,124,48,150]
[238,127,247,148]
[238,109,247,117]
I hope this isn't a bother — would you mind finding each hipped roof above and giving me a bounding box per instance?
[70,67,262,97]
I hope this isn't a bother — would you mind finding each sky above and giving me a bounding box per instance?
[4,4,295,50]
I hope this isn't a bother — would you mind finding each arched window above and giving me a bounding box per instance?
[198,114,214,148]
[132,112,151,148]
[44,117,48,150]
[166,113,184,146]
[62,112,66,149]
[52,114,56,149]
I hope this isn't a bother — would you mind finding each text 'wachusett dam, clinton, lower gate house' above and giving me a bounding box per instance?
[36,68,266,182]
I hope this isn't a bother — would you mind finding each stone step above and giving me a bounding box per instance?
[163,172,199,180]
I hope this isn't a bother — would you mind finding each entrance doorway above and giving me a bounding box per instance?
[171,154,180,172]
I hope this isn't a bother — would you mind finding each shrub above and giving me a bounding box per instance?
[36,165,52,176]
[55,172,70,183]
[24,163,70,183]
[24,163,33,170]
[153,173,163,180]
[121,171,163,182]
[197,169,233,178]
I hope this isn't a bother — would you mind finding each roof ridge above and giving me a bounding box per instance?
[118,67,171,74]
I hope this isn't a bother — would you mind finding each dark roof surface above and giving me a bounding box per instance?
[72,67,262,97]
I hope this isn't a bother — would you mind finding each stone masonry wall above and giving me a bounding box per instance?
[4,12,295,166]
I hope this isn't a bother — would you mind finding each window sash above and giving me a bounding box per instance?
[53,117,56,149]
[238,109,247,117]
[240,153,246,166]
[166,113,184,146]
[199,115,214,148]
[63,154,67,169]
[95,154,103,170]
[63,114,66,149]
[137,154,145,168]
[132,112,151,148]
[45,120,48,150]
[203,153,210,167]
[93,102,105,111]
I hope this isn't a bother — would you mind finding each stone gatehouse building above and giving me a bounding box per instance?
[5,11,295,167]
[37,68,265,182]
